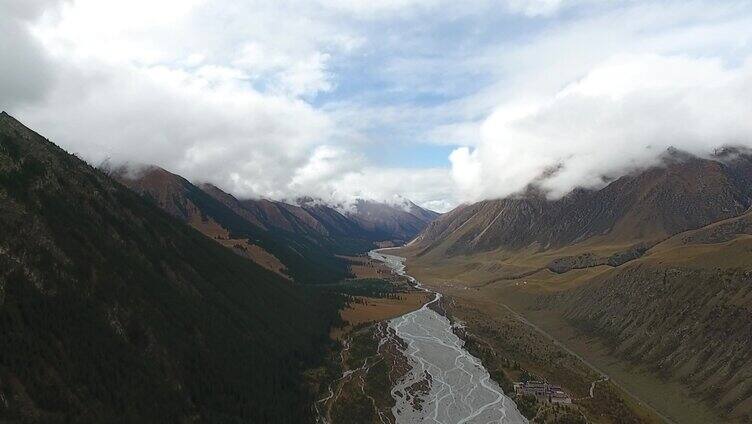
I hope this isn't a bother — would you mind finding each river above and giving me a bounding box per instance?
[369,250,527,424]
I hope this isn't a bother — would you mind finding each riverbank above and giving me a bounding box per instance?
[315,322,408,423]
[369,251,527,423]
[315,252,430,423]
[316,250,529,423]
[391,247,687,424]
[327,253,430,340]
[330,292,430,340]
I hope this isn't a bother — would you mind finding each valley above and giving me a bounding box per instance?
[316,251,528,424]
[5,2,752,423]
[389,152,752,423]
[318,248,653,423]
[374,251,527,424]
[101,143,752,423]
[4,113,752,424]
[110,164,438,285]
[0,113,445,423]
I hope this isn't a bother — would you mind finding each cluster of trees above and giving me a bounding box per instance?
[317,278,402,299]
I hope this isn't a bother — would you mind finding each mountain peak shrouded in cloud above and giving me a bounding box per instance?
[3,0,752,212]
[451,53,752,203]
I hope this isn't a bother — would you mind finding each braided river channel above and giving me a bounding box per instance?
[368,250,527,424]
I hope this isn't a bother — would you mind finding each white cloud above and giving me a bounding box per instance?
[234,43,333,96]
[0,0,63,107]
[317,0,579,19]
[427,122,483,146]
[452,53,752,201]
[4,0,752,214]
[16,61,339,200]
[5,0,360,206]
[8,0,454,211]
[284,146,455,212]
[304,166,456,212]
[288,145,365,197]
[437,0,752,203]
[504,0,565,17]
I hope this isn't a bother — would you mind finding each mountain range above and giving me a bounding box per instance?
[7,107,752,422]
[414,149,752,257]
[401,148,752,422]
[108,165,437,284]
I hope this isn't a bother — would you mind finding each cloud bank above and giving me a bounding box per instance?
[452,54,752,201]
[3,0,752,213]
[446,1,752,203]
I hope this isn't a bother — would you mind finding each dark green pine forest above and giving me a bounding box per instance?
[0,112,342,423]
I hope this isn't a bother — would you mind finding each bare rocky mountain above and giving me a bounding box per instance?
[346,198,440,245]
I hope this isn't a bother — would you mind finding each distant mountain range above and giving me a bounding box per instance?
[109,165,438,284]
[404,148,752,421]
[346,197,440,243]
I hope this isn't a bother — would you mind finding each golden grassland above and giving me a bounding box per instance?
[337,254,394,279]
[391,229,745,424]
[331,292,430,340]
[188,213,289,277]
[331,254,430,338]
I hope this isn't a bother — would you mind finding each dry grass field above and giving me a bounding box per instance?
[392,243,728,424]
[189,214,289,277]
[339,254,395,279]
[331,292,429,340]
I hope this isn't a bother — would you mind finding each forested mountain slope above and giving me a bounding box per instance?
[114,166,439,284]
[112,165,355,284]
[0,112,338,423]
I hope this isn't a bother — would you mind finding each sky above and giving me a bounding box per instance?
[2,0,752,212]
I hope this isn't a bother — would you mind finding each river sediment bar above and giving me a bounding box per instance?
[370,250,527,424]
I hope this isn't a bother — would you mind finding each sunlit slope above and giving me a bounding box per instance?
[401,150,752,422]
[413,151,752,260]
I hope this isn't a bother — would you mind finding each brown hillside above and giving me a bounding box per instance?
[414,153,752,258]
[112,166,288,276]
